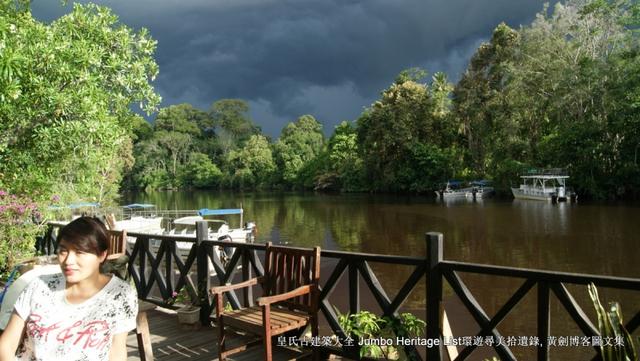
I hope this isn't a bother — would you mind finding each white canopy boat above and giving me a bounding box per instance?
[151,208,257,260]
[112,203,164,234]
[511,169,577,202]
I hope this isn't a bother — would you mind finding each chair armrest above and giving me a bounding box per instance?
[210,276,264,295]
[256,285,312,306]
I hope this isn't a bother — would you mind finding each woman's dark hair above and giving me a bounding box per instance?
[57,217,109,256]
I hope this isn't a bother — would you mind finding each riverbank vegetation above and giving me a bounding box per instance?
[125,0,640,200]
[0,1,160,207]
[2,0,640,212]
[0,1,160,273]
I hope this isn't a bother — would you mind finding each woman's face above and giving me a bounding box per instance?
[57,239,106,284]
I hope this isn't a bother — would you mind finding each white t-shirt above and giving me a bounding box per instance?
[0,265,61,330]
[13,273,137,361]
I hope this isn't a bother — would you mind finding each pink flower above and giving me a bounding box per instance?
[0,190,7,197]
[51,194,60,202]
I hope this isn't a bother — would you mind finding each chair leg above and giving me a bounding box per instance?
[216,295,226,361]
[262,305,272,361]
[311,317,319,361]
[136,310,154,361]
[263,332,272,361]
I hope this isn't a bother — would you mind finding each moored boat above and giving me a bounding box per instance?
[511,169,577,202]
[435,181,471,199]
[466,180,494,199]
[112,203,164,234]
[154,208,256,259]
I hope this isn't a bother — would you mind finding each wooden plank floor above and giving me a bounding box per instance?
[126,307,312,361]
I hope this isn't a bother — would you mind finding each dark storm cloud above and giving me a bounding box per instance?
[32,0,548,136]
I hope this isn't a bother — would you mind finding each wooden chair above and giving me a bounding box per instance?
[210,242,321,361]
[106,229,127,260]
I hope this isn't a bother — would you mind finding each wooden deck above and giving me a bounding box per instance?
[125,306,314,361]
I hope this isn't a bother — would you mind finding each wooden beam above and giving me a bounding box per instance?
[426,232,444,361]
[538,281,550,361]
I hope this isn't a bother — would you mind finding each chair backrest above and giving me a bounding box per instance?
[263,242,320,311]
[105,213,117,230]
[107,229,127,259]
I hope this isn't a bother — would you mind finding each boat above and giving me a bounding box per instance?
[435,181,471,199]
[48,202,102,218]
[466,180,494,199]
[49,204,256,265]
[511,169,577,202]
[112,204,164,234]
[152,208,257,260]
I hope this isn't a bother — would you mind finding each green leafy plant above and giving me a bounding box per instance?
[165,286,199,309]
[224,302,233,312]
[0,190,43,277]
[335,307,426,360]
[588,283,638,361]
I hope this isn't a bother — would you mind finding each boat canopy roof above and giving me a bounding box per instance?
[122,203,155,209]
[197,208,243,216]
[68,202,100,209]
[48,202,100,210]
[446,180,463,186]
[470,180,491,186]
[520,175,569,179]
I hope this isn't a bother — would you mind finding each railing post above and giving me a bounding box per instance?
[46,224,55,255]
[348,262,361,359]
[242,249,253,307]
[38,224,57,255]
[537,281,550,361]
[165,240,174,296]
[139,237,148,298]
[349,263,360,315]
[196,221,211,325]
[426,232,444,361]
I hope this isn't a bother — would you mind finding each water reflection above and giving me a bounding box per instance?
[122,190,639,278]
[511,199,571,236]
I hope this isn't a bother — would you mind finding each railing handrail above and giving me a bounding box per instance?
[442,260,640,290]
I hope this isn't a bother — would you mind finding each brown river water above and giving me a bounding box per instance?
[123,191,640,360]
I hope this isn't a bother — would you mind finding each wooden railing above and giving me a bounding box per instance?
[39,224,640,361]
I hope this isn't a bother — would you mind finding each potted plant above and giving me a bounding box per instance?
[172,286,201,325]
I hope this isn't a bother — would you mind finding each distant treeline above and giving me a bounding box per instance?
[2,0,640,207]
[125,0,640,200]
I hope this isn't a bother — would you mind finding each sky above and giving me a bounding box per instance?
[32,0,552,138]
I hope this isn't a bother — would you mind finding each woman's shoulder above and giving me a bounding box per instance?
[105,275,137,297]
[30,271,65,290]
[102,276,138,318]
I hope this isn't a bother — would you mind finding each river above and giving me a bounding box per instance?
[121,190,640,360]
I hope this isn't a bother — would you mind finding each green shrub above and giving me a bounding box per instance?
[335,307,426,360]
[0,190,43,277]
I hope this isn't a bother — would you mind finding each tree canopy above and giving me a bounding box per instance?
[0,2,160,203]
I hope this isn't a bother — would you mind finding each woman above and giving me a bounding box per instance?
[0,217,137,361]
